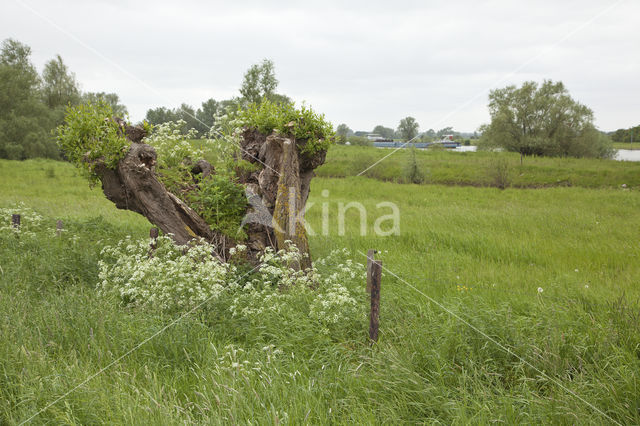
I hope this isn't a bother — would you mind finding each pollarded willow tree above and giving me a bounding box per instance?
[57,100,334,270]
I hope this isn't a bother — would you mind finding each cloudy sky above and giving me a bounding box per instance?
[2,0,638,132]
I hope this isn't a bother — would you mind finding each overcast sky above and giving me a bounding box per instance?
[2,0,638,132]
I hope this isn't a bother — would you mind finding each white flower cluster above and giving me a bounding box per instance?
[98,236,367,329]
[309,260,362,325]
[0,203,45,239]
[228,245,366,331]
[228,244,246,257]
[143,120,204,168]
[309,249,365,327]
[98,235,233,311]
[143,117,246,171]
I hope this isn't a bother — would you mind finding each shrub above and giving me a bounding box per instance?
[237,100,334,154]
[186,173,248,239]
[488,156,512,189]
[346,136,372,146]
[56,101,128,184]
[142,121,249,238]
[404,147,425,184]
[44,166,56,179]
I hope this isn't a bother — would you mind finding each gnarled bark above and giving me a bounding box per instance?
[99,142,215,246]
[238,129,325,268]
[92,120,326,268]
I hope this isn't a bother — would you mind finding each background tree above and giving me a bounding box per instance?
[195,98,220,135]
[372,125,395,140]
[239,59,284,105]
[479,80,613,159]
[176,103,199,134]
[145,61,291,137]
[82,92,128,117]
[0,39,57,159]
[436,126,454,138]
[0,38,133,160]
[42,54,80,110]
[610,125,639,144]
[397,117,419,141]
[146,107,177,127]
[268,93,292,105]
[0,38,34,69]
[145,104,200,135]
[335,123,352,144]
[422,128,436,141]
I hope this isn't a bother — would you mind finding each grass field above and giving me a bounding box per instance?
[613,142,639,150]
[316,145,640,189]
[1,158,640,424]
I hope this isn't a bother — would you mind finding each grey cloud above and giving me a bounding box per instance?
[2,0,638,131]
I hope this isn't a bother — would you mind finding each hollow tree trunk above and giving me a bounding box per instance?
[91,120,325,267]
[238,130,325,269]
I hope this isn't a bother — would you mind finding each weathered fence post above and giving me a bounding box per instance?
[56,220,63,237]
[369,260,382,343]
[366,249,377,293]
[11,214,20,229]
[149,227,159,257]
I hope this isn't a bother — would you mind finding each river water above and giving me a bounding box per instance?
[616,149,640,162]
[449,145,640,162]
[452,145,477,152]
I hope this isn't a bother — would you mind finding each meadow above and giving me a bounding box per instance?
[316,145,640,188]
[1,156,639,424]
[613,142,639,150]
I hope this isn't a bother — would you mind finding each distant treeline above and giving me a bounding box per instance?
[1,47,293,159]
[335,123,475,145]
[145,59,291,137]
[338,81,615,159]
[0,38,127,160]
[1,39,626,162]
[609,125,639,143]
[145,100,236,137]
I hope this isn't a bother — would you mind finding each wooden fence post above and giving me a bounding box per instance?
[56,220,63,237]
[11,214,20,229]
[149,227,159,257]
[366,249,377,293]
[369,260,382,343]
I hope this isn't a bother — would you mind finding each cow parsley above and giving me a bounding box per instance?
[98,236,367,331]
[0,203,45,239]
[98,235,233,311]
[143,120,203,169]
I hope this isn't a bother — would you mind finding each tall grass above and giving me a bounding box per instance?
[1,159,639,423]
[613,142,639,150]
[317,145,640,188]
